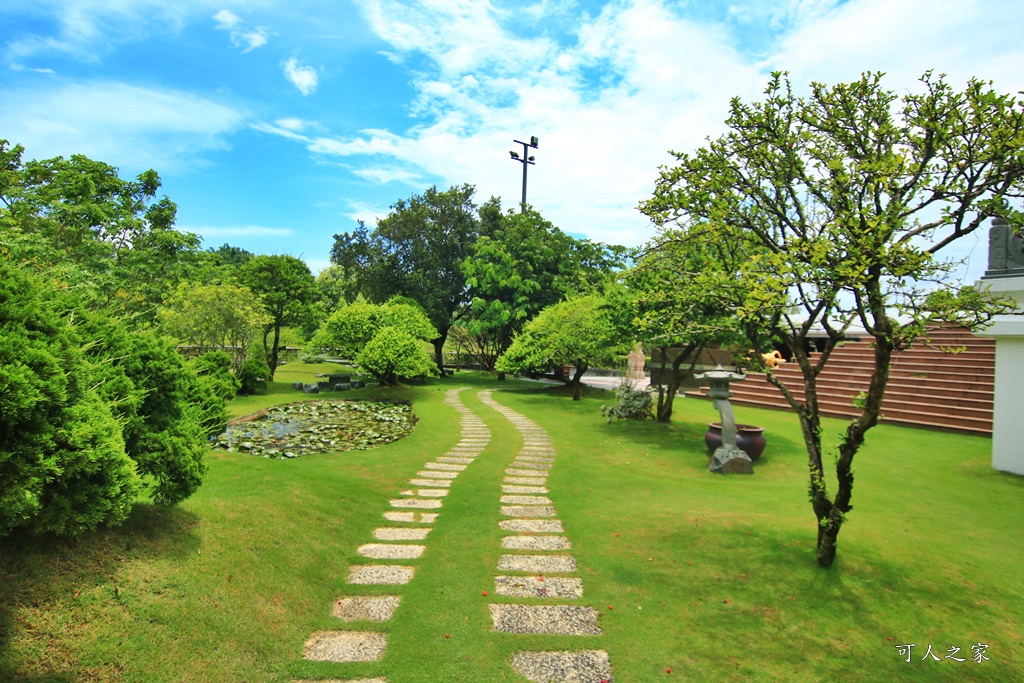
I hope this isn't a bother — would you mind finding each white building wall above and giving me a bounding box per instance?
[977,276,1024,476]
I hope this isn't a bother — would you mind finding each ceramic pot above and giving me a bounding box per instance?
[704,423,767,461]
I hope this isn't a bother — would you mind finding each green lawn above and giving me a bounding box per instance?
[1,368,1021,682]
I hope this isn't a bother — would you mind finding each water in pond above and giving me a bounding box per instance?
[214,400,415,458]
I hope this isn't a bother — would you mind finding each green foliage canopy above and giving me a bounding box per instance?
[496,295,621,400]
[240,254,316,379]
[639,71,1024,566]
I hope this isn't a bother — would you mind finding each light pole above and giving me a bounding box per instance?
[509,135,539,213]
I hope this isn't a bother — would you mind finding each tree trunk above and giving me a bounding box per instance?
[267,324,282,380]
[656,343,699,423]
[570,363,587,401]
[497,372,506,381]
[432,329,448,376]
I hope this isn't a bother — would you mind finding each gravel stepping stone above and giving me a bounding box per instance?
[437,457,475,464]
[331,595,401,621]
[358,543,425,559]
[510,462,552,471]
[391,499,442,509]
[510,650,612,682]
[503,485,549,494]
[502,535,572,550]
[417,470,459,479]
[499,519,564,533]
[501,495,553,505]
[347,565,415,585]
[516,456,555,462]
[303,631,387,662]
[373,527,431,541]
[505,476,548,486]
[501,505,557,518]
[489,605,601,636]
[424,462,466,471]
[495,576,583,599]
[409,478,452,487]
[506,468,548,477]
[497,554,577,573]
[383,511,438,523]
[401,488,447,497]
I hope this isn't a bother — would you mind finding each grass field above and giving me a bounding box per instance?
[1,367,1021,682]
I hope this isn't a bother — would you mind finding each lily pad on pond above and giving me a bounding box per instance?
[215,400,416,459]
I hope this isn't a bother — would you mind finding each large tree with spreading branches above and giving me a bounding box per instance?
[639,71,1024,567]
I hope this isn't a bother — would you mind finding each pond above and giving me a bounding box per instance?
[213,400,416,458]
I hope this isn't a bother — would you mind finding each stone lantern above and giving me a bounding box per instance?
[694,365,753,474]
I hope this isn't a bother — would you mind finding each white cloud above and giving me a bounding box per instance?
[353,166,425,185]
[0,81,245,174]
[9,64,56,74]
[212,9,270,53]
[282,56,318,95]
[212,9,241,30]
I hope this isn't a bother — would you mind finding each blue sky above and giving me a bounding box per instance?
[2,0,1023,280]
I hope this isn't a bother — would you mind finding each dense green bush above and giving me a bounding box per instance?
[600,379,655,422]
[0,264,141,537]
[356,325,438,385]
[237,358,272,395]
[191,351,240,436]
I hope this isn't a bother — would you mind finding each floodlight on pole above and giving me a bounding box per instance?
[509,135,539,213]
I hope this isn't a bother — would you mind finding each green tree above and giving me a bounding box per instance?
[240,254,316,379]
[0,140,203,321]
[463,206,625,373]
[0,262,141,537]
[160,282,271,372]
[625,236,749,422]
[310,299,438,385]
[330,184,480,372]
[496,295,622,400]
[640,71,1024,567]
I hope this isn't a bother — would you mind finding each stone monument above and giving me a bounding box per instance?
[978,217,1024,476]
[626,342,646,385]
[694,365,753,474]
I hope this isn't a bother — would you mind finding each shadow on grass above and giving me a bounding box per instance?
[0,503,200,681]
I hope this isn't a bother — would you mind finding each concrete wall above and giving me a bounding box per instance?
[977,276,1024,476]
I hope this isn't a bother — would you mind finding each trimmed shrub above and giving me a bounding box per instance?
[601,379,655,422]
[238,358,272,395]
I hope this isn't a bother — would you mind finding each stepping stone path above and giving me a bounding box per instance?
[297,388,490,681]
[478,390,614,683]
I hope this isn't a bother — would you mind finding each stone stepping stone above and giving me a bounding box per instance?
[332,595,401,621]
[489,605,601,636]
[358,543,426,559]
[510,462,552,471]
[501,495,553,505]
[424,462,466,471]
[499,519,564,533]
[383,511,438,523]
[409,478,452,487]
[497,554,577,573]
[437,457,475,464]
[292,678,386,683]
[416,470,459,479]
[347,565,415,585]
[400,489,448,498]
[501,505,556,518]
[391,499,442,509]
[502,535,572,550]
[373,527,431,541]
[516,456,555,463]
[510,650,612,683]
[495,575,583,599]
[303,631,387,662]
[506,469,548,477]
[505,476,548,486]
[503,485,549,494]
